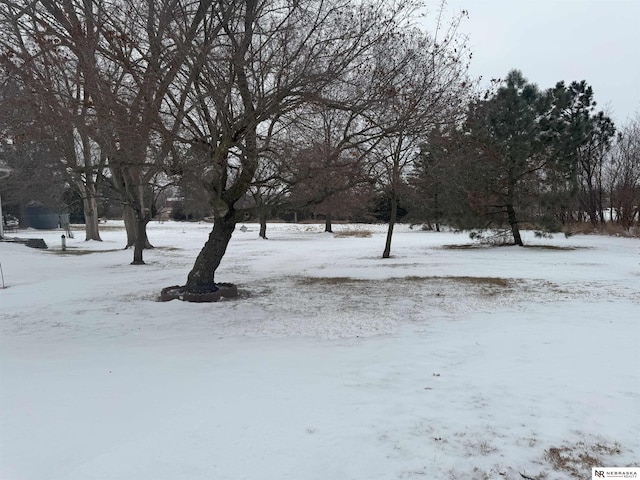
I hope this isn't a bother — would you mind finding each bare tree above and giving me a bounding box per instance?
[0,4,107,240]
[166,0,422,297]
[285,142,371,232]
[3,0,215,262]
[279,103,378,233]
[606,115,640,228]
[364,24,471,258]
[249,151,288,239]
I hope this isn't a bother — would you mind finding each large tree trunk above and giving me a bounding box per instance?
[506,203,524,246]
[131,216,148,265]
[259,210,268,239]
[324,212,333,233]
[123,205,137,248]
[82,194,102,241]
[123,204,153,250]
[383,153,401,258]
[185,211,237,294]
[382,195,397,258]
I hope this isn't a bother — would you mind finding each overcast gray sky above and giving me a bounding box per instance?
[425,0,640,126]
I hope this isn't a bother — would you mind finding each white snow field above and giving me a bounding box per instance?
[1,221,638,480]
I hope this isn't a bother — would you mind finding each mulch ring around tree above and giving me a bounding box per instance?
[159,283,238,302]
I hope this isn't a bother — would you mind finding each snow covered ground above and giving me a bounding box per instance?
[1,221,638,480]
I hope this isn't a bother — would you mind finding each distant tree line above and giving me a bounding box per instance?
[0,0,637,299]
[408,71,638,244]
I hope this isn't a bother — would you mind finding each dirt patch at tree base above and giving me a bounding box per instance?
[159,283,238,302]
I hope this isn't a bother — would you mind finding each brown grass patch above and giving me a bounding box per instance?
[296,277,369,286]
[296,275,512,290]
[523,245,587,251]
[544,442,623,478]
[405,275,511,288]
[333,230,372,238]
[444,243,587,251]
[49,248,123,256]
[521,279,570,295]
[76,224,124,231]
[441,244,485,250]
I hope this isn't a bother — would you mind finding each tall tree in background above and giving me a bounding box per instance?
[408,136,449,231]
[280,103,379,234]
[446,71,555,245]
[366,24,471,258]
[418,71,616,244]
[285,142,372,232]
[0,8,107,240]
[606,116,640,228]
[78,0,212,263]
[1,0,214,262]
[544,80,615,226]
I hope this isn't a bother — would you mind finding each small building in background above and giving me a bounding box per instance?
[22,202,69,230]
